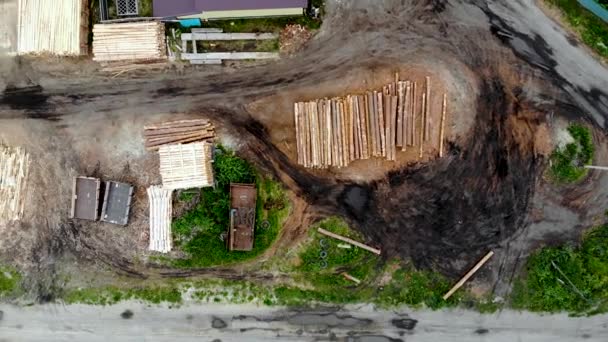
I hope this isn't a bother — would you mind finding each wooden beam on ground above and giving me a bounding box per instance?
[412,82,417,147]
[325,99,332,167]
[342,272,362,284]
[419,92,426,159]
[367,92,377,157]
[294,103,302,165]
[358,95,369,159]
[443,251,494,300]
[377,92,386,158]
[390,95,398,161]
[439,93,447,158]
[425,76,431,142]
[317,228,381,255]
[397,81,404,148]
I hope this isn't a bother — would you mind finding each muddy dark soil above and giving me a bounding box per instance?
[1,0,608,299]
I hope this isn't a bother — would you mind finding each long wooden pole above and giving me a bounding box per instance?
[439,93,447,158]
[442,251,494,300]
[317,228,381,255]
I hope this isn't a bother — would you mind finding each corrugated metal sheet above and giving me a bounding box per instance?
[153,0,308,18]
[17,0,84,55]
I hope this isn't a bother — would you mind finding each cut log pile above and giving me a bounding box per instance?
[93,22,167,62]
[0,146,30,224]
[294,74,448,168]
[143,119,215,151]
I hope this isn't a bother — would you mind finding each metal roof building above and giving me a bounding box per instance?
[153,0,308,20]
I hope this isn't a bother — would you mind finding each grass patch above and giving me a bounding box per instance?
[171,146,289,268]
[64,286,182,305]
[0,265,21,297]
[511,224,608,314]
[545,0,608,59]
[549,123,594,183]
[196,39,279,52]
[201,15,322,34]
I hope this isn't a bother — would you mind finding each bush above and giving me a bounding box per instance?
[511,224,608,314]
[0,265,20,297]
[549,123,594,183]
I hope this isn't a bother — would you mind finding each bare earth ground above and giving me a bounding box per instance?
[0,0,608,305]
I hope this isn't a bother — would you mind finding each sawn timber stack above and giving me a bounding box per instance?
[143,119,215,151]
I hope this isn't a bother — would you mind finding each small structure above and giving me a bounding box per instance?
[147,186,173,253]
[0,146,30,224]
[153,0,308,20]
[158,142,214,190]
[70,177,101,221]
[100,181,134,225]
[228,183,257,251]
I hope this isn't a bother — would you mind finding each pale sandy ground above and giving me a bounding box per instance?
[0,302,606,342]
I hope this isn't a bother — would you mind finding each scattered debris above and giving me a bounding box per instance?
[147,186,173,253]
[294,75,448,168]
[317,228,381,255]
[0,146,30,224]
[158,142,215,190]
[443,251,494,300]
[100,181,134,225]
[280,24,313,56]
[93,22,167,62]
[143,119,215,151]
[70,177,101,222]
[228,183,257,251]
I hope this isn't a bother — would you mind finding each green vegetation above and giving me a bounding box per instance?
[511,224,608,314]
[599,0,608,11]
[545,0,608,59]
[195,39,280,53]
[0,265,21,297]
[171,146,289,268]
[549,123,594,183]
[64,286,182,305]
[138,0,153,17]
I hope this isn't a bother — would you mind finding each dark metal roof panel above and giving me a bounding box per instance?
[195,0,308,11]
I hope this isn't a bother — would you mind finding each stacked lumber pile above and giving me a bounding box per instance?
[294,74,448,168]
[0,146,30,224]
[93,22,167,62]
[147,186,173,253]
[143,119,215,151]
[158,142,214,190]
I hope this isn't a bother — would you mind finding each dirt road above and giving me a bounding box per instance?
[1,0,608,300]
[0,302,606,341]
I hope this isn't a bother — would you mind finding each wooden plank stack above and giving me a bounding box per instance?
[147,186,173,253]
[143,119,215,151]
[0,146,30,224]
[294,74,448,168]
[93,22,167,62]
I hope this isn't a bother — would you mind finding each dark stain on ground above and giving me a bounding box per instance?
[475,328,489,334]
[212,317,228,329]
[155,86,186,98]
[0,85,61,121]
[345,336,403,342]
[391,318,418,330]
[121,310,134,319]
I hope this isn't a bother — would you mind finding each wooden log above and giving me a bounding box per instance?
[145,131,214,146]
[419,92,425,159]
[325,99,332,167]
[358,95,369,159]
[309,101,318,168]
[144,119,210,130]
[342,99,349,166]
[443,251,494,300]
[331,99,339,167]
[440,93,447,158]
[390,95,398,161]
[425,76,431,142]
[403,82,411,150]
[338,100,346,167]
[367,92,377,157]
[347,96,355,162]
[318,228,381,255]
[397,82,404,147]
[352,96,360,160]
[146,135,214,151]
[412,82,417,146]
[302,102,310,168]
[383,93,391,160]
[342,273,361,284]
[377,92,386,158]
[317,100,325,168]
[294,103,302,165]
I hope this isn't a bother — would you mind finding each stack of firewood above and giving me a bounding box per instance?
[143,119,215,151]
[294,74,447,168]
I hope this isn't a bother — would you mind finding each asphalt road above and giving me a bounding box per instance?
[0,302,606,342]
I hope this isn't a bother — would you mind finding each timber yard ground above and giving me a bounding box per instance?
[1,0,608,340]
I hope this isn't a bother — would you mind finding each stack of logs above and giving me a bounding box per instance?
[143,119,215,151]
[93,21,167,62]
[294,74,448,168]
[0,146,30,224]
